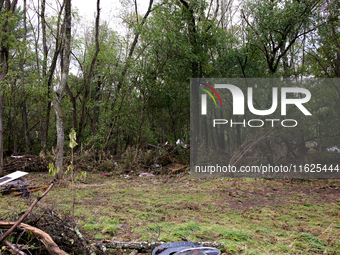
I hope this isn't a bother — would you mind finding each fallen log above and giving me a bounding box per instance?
[14,185,49,196]
[97,241,225,251]
[0,221,68,255]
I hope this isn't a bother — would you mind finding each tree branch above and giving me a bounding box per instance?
[3,240,27,255]
[0,221,68,255]
[0,181,55,243]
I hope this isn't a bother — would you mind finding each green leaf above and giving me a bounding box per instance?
[69,129,78,149]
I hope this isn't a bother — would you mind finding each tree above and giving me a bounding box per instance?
[242,0,320,75]
[0,0,19,175]
[53,0,72,177]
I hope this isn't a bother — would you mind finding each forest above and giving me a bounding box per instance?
[0,0,340,253]
[0,0,339,175]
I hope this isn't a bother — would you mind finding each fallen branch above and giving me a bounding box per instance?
[14,185,49,196]
[3,240,27,255]
[0,221,68,255]
[0,181,55,243]
[170,165,188,174]
[97,241,225,251]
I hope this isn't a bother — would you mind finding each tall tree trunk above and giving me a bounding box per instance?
[0,0,18,175]
[20,0,30,153]
[53,0,72,178]
[41,0,50,151]
[91,79,102,134]
[179,0,200,167]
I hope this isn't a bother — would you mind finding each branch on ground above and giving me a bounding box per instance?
[0,221,68,255]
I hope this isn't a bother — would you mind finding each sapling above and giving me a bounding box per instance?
[49,129,86,221]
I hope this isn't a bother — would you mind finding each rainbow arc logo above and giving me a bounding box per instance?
[197,82,222,106]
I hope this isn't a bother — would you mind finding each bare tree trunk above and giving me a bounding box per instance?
[91,79,101,134]
[20,0,30,153]
[40,0,47,148]
[53,98,65,177]
[53,0,72,178]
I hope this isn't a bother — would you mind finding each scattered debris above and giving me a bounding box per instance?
[167,164,189,174]
[4,155,48,173]
[176,139,189,149]
[0,171,49,197]
[153,241,221,255]
[139,173,154,177]
[96,241,224,253]
[0,171,28,185]
[10,155,23,159]
[147,144,161,150]
[14,185,49,196]
[327,146,340,153]
[120,174,131,179]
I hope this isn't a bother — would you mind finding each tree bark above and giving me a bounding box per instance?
[53,0,71,177]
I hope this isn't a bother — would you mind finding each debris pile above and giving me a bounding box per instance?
[4,155,48,173]
[0,171,48,197]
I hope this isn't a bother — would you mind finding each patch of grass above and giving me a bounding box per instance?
[147,223,161,232]
[295,232,325,251]
[83,224,101,231]
[218,229,249,242]
[102,225,119,234]
[303,202,313,207]
[94,234,106,240]
[176,222,201,232]
[1,173,339,254]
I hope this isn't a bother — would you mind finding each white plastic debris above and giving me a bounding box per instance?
[176,139,188,149]
[139,173,155,177]
[11,155,23,159]
[0,171,28,185]
[120,174,131,179]
[327,146,340,153]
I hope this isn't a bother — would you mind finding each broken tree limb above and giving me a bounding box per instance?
[3,240,27,255]
[170,165,189,174]
[0,221,68,255]
[14,185,49,196]
[97,241,225,251]
[0,181,55,243]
